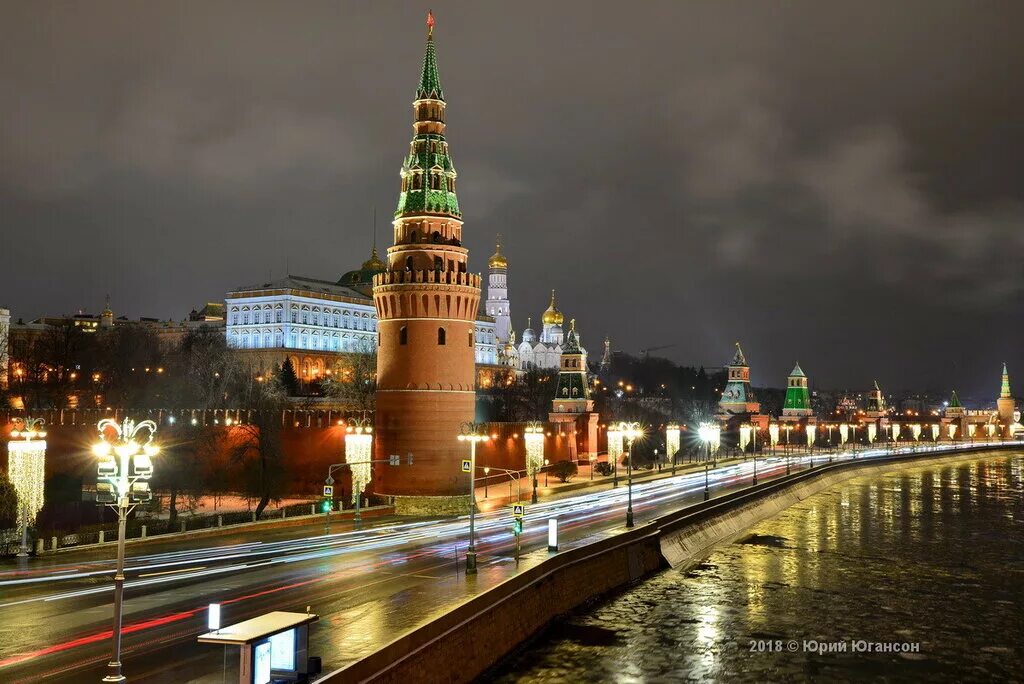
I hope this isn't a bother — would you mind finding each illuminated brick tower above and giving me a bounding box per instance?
[718,342,760,416]
[373,12,482,514]
[997,362,1015,427]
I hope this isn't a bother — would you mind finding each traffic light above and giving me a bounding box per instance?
[513,519,523,536]
[321,498,332,513]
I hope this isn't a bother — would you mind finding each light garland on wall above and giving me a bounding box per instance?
[524,423,545,477]
[666,424,681,460]
[738,424,751,452]
[9,418,47,532]
[947,424,958,440]
[806,424,816,447]
[768,423,780,447]
[345,421,373,505]
[606,426,623,466]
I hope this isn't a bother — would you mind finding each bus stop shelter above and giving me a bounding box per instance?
[198,610,319,684]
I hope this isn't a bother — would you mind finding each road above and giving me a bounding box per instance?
[0,442,1007,682]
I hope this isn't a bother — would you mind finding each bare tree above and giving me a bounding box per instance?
[323,341,377,412]
[228,372,288,519]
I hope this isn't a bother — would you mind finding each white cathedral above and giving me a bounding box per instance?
[486,239,584,372]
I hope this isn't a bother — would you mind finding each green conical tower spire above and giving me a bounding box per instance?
[1000,362,1011,399]
[417,11,444,101]
[949,390,962,408]
[395,11,461,219]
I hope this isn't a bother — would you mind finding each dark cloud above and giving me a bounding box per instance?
[1,1,1022,393]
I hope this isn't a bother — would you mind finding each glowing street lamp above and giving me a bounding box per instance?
[617,421,644,527]
[697,422,719,501]
[457,422,491,575]
[93,417,158,683]
[524,423,544,504]
[8,417,47,557]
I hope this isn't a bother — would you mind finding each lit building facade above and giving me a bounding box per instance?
[225,258,498,382]
[0,307,9,388]
[485,238,512,344]
[514,290,580,371]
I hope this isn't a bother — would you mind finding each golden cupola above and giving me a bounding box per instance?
[542,289,564,326]
[488,237,507,269]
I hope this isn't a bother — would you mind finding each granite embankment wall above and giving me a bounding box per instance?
[322,444,1018,684]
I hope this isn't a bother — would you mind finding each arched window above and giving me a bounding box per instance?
[410,230,418,243]
[400,326,408,345]
[437,327,446,345]
[405,256,414,271]
[432,231,441,243]
[434,256,443,271]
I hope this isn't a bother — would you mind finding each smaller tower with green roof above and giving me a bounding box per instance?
[782,362,813,418]
[997,362,1016,425]
[945,390,965,419]
[549,320,599,460]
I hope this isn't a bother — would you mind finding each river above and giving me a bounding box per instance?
[494,453,1024,682]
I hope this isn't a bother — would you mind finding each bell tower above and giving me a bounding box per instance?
[373,12,482,514]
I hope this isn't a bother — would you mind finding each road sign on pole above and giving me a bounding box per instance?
[513,504,525,518]
[323,484,334,498]
[461,459,472,473]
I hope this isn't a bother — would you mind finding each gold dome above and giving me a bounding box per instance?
[488,237,507,269]
[361,245,386,272]
[542,289,564,326]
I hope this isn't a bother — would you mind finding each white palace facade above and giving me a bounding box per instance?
[225,248,498,383]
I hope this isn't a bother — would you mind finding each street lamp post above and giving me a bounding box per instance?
[483,467,490,498]
[458,422,491,575]
[618,421,643,527]
[93,418,158,683]
[698,423,718,501]
[544,459,550,487]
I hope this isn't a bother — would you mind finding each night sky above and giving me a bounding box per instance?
[2,2,1022,394]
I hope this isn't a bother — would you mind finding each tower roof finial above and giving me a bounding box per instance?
[417,10,443,100]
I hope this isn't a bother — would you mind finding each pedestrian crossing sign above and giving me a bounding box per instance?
[323,484,334,498]
[461,459,472,473]
[513,504,525,518]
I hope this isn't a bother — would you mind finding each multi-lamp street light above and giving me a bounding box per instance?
[92,417,158,683]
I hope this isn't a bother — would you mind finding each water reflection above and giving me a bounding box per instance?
[493,454,1024,683]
